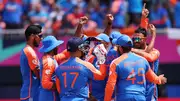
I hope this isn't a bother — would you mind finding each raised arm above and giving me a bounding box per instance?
[145,24,156,53]
[74,16,88,38]
[104,14,114,36]
[140,3,149,30]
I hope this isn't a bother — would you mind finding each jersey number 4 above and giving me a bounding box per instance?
[126,68,145,84]
[62,72,79,88]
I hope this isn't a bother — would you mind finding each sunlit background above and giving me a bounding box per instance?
[0,0,180,101]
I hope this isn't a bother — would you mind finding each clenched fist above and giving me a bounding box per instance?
[79,16,88,25]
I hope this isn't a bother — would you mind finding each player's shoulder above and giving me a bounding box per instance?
[133,53,149,64]
[42,56,54,65]
[112,53,128,65]
[152,48,160,55]
[23,45,36,57]
[76,57,94,68]
[43,55,58,70]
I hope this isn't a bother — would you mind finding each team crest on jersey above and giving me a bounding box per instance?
[32,59,38,65]
[45,69,51,75]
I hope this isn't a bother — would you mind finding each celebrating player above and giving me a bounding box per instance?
[55,37,107,101]
[131,4,160,101]
[20,25,43,101]
[131,25,160,101]
[104,35,167,101]
[84,14,114,101]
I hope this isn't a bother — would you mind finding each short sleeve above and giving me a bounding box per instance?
[24,46,39,71]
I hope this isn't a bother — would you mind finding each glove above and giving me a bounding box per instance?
[93,44,107,64]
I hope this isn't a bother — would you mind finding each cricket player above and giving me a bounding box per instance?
[130,4,160,100]
[104,35,167,101]
[131,25,160,101]
[83,14,114,101]
[106,31,123,72]
[85,33,111,101]
[20,25,43,101]
[39,36,70,101]
[55,37,107,101]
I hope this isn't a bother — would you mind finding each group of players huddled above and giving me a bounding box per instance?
[20,4,167,101]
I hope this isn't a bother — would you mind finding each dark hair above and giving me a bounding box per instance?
[25,25,42,40]
[135,27,147,37]
[121,46,131,53]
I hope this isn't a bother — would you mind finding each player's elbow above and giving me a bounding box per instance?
[144,55,155,62]
[32,69,40,79]
[42,81,53,90]
[146,57,154,62]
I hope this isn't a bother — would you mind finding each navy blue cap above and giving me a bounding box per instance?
[114,35,133,47]
[67,37,84,52]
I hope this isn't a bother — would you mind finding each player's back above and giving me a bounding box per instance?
[55,57,92,100]
[115,52,149,100]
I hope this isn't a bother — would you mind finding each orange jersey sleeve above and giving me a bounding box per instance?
[76,57,106,80]
[132,48,160,62]
[41,56,56,90]
[24,46,39,71]
[145,67,161,84]
[85,54,96,63]
[104,62,117,101]
[54,49,70,64]
[142,49,160,62]
[93,64,106,80]
[24,46,40,78]
[140,17,149,30]
[56,77,60,93]
[85,55,107,80]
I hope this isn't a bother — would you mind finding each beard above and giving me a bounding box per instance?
[53,48,58,55]
[133,42,143,49]
[33,39,39,47]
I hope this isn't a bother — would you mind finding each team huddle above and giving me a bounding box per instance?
[20,5,167,101]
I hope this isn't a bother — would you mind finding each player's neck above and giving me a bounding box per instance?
[26,42,35,49]
[44,52,54,57]
[70,53,81,58]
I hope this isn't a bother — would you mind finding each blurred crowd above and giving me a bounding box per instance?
[0,0,180,32]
